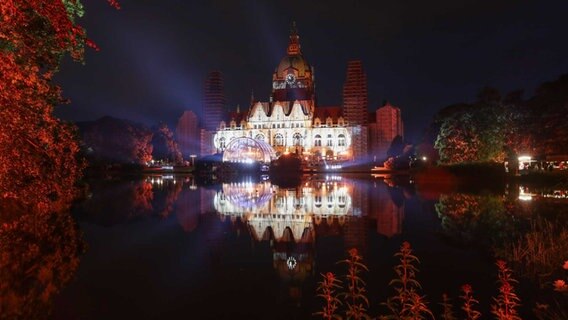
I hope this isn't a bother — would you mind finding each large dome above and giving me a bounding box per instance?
[277,54,312,78]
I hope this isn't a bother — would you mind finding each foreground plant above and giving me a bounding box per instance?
[315,272,343,320]
[534,259,568,320]
[492,260,521,320]
[382,241,433,320]
[315,243,533,319]
[460,284,482,320]
[339,248,370,320]
[552,260,568,293]
[440,293,457,320]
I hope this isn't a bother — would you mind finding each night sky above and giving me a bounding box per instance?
[55,0,568,142]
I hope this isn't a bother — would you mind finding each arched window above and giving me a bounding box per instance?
[314,134,322,147]
[338,195,346,208]
[274,134,284,146]
[255,134,265,142]
[338,134,346,147]
[219,137,226,149]
[327,134,333,147]
[293,133,303,146]
[315,195,322,208]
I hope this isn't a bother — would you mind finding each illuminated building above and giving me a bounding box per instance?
[343,60,368,160]
[212,23,354,162]
[369,101,404,159]
[175,110,200,159]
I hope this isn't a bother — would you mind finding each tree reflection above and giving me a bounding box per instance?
[435,193,517,246]
[150,176,183,218]
[435,190,566,276]
[77,179,154,225]
[0,211,82,319]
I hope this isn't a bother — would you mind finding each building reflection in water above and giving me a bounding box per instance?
[139,174,409,304]
[209,175,408,302]
[371,179,405,238]
[141,174,408,244]
[213,177,354,241]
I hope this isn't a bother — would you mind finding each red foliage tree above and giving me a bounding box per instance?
[0,0,103,216]
[1,1,118,318]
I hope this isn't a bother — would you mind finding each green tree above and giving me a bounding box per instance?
[433,87,527,164]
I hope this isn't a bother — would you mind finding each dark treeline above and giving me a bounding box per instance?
[77,116,181,167]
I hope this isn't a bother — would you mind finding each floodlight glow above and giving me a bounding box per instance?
[518,155,531,161]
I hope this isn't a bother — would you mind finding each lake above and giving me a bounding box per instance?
[41,174,567,319]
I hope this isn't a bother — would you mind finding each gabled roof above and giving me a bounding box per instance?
[249,100,313,118]
[314,106,342,121]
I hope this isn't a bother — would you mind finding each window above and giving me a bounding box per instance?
[274,134,284,146]
[338,134,346,147]
[314,134,322,147]
[327,134,333,147]
[276,197,285,208]
[338,195,346,208]
[255,134,265,142]
[219,137,226,149]
[293,133,303,146]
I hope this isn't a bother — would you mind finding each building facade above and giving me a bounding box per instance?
[202,71,226,131]
[369,101,404,159]
[342,60,369,161]
[212,24,354,162]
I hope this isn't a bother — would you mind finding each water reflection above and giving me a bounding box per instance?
[211,176,411,242]
[517,185,568,201]
[53,174,568,318]
[78,175,409,244]
[0,210,82,319]
[209,175,409,303]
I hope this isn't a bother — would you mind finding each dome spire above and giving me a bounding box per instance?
[287,21,301,55]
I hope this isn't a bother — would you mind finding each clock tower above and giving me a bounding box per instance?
[271,22,315,103]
